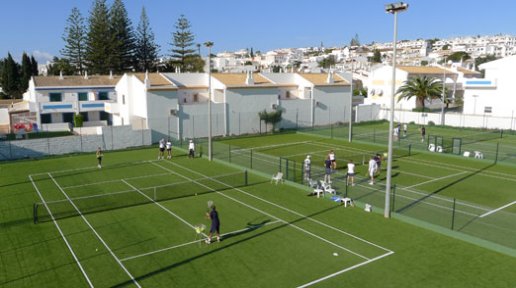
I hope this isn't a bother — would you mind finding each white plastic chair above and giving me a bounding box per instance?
[463,151,471,157]
[308,179,318,188]
[271,172,283,184]
[313,180,324,198]
[428,143,435,152]
[474,151,484,159]
[436,145,443,153]
[322,182,336,195]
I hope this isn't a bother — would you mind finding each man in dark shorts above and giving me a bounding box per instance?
[420,126,426,142]
[205,205,220,244]
[374,153,382,176]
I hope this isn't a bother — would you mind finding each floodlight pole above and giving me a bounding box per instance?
[205,41,214,161]
[348,59,354,142]
[385,2,408,218]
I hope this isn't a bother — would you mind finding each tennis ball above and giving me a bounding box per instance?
[383,152,388,158]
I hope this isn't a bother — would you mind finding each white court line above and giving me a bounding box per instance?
[29,175,94,288]
[121,179,207,238]
[62,172,171,189]
[152,162,373,261]
[296,251,394,288]
[479,201,516,218]
[121,220,282,262]
[230,141,312,153]
[30,160,152,177]
[403,171,468,189]
[163,161,393,254]
[48,173,142,288]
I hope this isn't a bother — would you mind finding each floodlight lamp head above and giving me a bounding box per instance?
[385,2,409,14]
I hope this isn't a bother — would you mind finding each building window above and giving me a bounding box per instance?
[484,106,492,113]
[193,93,199,102]
[98,91,109,100]
[122,95,125,105]
[63,113,74,124]
[49,93,62,102]
[41,114,51,124]
[78,92,88,101]
[286,91,291,98]
[80,112,89,122]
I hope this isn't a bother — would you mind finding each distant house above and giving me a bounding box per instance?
[365,65,458,110]
[463,55,516,116]
[23,73,120,131]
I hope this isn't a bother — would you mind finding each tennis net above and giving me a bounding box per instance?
[34,171,247,223]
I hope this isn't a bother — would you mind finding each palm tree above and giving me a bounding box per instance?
[396,76,443,111]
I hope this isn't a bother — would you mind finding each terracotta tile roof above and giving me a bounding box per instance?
[211,73,272,87]
[398,66,455,75]
[298,73,350,86]
[132,73,175,88]
[457,67,481,76]
[33,75,121,87]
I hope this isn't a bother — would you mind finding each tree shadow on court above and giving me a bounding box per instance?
[394,163,495,214]
[112,205,342,287]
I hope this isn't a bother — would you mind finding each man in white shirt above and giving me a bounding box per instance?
[303,155,311,182]
[368,156,378,185]
[166,138,172,159]
[346,159,355,186]
[188,140,195,158]
[158,138,165,160]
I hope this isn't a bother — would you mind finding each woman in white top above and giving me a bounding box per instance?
[346,160,355,186]
[328,150,336,171]
[188,140,195,158]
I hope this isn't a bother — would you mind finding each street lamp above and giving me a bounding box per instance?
[384,2,408,218]
[204,41,214,161]
[348,59,355,142]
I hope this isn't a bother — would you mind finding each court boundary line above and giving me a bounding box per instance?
[120,220,282,262]
[29,175,94,288]
[403,171,468,189]
[48,173,142,288]
[165,160,393,253]
[151,162,372,261]
[480,201,516,218]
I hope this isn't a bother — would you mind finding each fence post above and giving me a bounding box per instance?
[451,198,456,230]
[279,157,282,172]
[408,144,412,156]
[250,149,253,169]
[286,159,289,180]
[244,170,248,186]
[228,144,231,163]
[391,184,396,212]
[373,128,376,143]
[9,140,13,159]
[33,203,38,224]
[494,142,499,164]
[293,159,296,182]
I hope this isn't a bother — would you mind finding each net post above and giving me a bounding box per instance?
[154,187,157,201]
[279,157,282,172]
[244,170,248,186]
[293,159,297,182]
[228,144,231,163]
[33,203,38,224]
[408,144,412,156]
[451,198,457,230]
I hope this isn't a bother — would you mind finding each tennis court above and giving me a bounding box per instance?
[216,133,516,251]
[29,160,393,287]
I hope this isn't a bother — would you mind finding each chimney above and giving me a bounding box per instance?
[59,71,64,80]
[326,70,334,84]
[144,70,150,89]
[84,71,89,80]
[245,71,254,85]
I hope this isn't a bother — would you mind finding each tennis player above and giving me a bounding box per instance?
[328,150,336,171]
[324,156,332,184]
[346,159,355,186]
[304,155,311,182]
[205,205,220,244]
[96,147,103,169]
[158,138,165,160]
[368,155,378,185]
[166,138,172,159]
[188,140,195,158]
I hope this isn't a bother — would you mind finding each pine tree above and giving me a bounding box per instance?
[20,53,32,92]
[30,56,38,76]
[109,0,135,72]
[170,15,197,72]
[134,7,159,72]
[61,7,87,75]
[1,53,21,99]
[86,0,113,74]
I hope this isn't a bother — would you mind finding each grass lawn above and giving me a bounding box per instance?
[1,145,515,287]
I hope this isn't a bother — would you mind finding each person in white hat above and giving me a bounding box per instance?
[188,140,195,158]
[304,155,311,182]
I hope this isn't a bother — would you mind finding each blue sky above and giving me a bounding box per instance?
[1,0,515,63]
